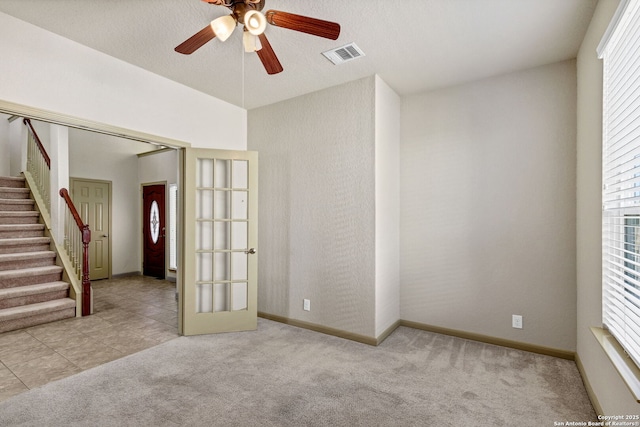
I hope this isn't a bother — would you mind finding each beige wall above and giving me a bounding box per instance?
[249,76,378,338]
[250,62,582,351]
[400,60,578,351]
[576,0,639,415]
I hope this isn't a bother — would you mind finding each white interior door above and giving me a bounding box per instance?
[181,148,258,335]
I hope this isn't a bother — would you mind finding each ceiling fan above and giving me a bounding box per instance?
[175,0,341,75]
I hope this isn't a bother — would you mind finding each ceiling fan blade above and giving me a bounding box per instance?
[175,25,216,55]
[265,10,340,40]
[256,33,283,75]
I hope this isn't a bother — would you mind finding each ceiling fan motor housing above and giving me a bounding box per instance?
[228,0,265,24]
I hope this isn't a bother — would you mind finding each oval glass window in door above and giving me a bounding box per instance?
[150,200,160,244]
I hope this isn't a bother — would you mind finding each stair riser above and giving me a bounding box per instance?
[0,229,44,239]
[0,272,62,289]
[0,307,75,334]
[0,244,50,255]
[0,215,39,225]
[0,290,68,310]
[0,190,30,200]
[0,179,26,188]
[0,257,56,272]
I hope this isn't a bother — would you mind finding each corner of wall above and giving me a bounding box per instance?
[374,75,401,337]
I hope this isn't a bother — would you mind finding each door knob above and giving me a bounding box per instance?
[245,248,256,254]
[102,234,109,238]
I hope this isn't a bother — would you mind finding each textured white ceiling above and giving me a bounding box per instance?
[0,0,597,110]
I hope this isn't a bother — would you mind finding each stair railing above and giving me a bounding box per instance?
[20,118,90,316]
[23,118,51,217]
[59,188,92,316]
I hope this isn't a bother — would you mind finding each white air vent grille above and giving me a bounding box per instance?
[322,43,365,65]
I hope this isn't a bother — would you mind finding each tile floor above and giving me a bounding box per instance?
[0,275,178,403]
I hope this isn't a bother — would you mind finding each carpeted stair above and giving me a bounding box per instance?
[0,176,75,333]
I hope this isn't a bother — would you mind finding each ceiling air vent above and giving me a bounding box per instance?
[322,43,365,65]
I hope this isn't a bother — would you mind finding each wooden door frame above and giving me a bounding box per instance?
[70,177,113,280]
[141,181,168,280]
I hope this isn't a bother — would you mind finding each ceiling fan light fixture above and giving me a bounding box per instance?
[210,15,236,42]
[244,10,267,36]
[243,31,262,52]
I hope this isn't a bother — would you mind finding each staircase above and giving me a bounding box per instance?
[0,176,76,333]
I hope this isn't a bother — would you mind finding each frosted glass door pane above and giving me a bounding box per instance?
[214,222,230,250]
[150,201,160,244]
[232,252,247,280]
[197,190,213,219]
[197,222,213,250]
[232,222,247,250]
[198,159,214,187]
[214,159,230,188]
[214,191,230,219]
[232,283,248,311]
[232,192,247,219]
[214,253,230,281]
[196,284,213,313]
[197,253,213,282]
[233,160,248,189]
[214,283,229,312]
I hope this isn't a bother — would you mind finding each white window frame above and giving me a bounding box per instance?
[599,0,640,401]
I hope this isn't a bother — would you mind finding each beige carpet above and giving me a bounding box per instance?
[0,319,595,426]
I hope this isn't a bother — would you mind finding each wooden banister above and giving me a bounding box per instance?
[23,118,50,168]
[60,188,92,316]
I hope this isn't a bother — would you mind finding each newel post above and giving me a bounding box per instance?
[81,225,91,316]
[59,188,92,317]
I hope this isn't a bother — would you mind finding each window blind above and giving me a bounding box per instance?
[602,0,640,368]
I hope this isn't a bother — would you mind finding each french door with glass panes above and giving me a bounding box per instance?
[182,148,258,335]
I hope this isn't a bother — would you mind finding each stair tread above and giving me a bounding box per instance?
[0,224,44,230]
[0,211,39,216]
[0,281,69,298]
[0,176,26,184]
[0,265,63,278]
[0,237,50,246]
[0,251,56,262]
[0,298,76,321]
[0,188,29,193]
[0,199,34,204]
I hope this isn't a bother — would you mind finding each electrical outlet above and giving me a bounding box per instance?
[512,314,523,329]
[303,299,311,311]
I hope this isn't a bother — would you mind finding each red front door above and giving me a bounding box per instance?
[143,184,166,279]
